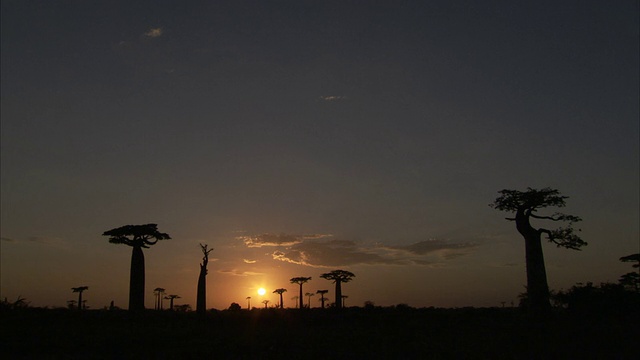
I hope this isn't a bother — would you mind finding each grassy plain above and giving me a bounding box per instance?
[1,306,638,359]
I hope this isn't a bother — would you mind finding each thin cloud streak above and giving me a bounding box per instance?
[237,233,332,248]
[267,238,479,268]
[218,269,264,277]
[144,27,163,38]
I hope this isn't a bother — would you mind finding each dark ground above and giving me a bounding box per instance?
[1,306,638,359]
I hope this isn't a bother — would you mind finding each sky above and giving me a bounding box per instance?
[1,0,638,310]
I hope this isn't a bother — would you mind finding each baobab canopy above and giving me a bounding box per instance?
[103,224,171,248]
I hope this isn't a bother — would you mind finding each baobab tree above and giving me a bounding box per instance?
[102,224,171,312]
[491,187,586,314]
[196,243,214,315]
[262,299,270,309]
[165,295,180,311]
[320,270,355,309]
[290,277,311,310]
[273,288,287,309]
[291,296,299,308]
[316,290,329,308]
[246,296,252,310]
[71,286,88,310]
[305,292,315,308]
[153,288,166,310]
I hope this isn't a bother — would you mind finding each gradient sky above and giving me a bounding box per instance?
[1,0,638,310]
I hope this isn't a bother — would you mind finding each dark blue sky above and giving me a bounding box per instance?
[2,0,638,309]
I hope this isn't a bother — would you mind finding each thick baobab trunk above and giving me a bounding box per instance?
[516,210,551,314]
[129,245,145,312]
[299,284,304,309]
[196,265,206,315]
[335,281,342,309]
[77,292,83,310]
[524,233,551,313]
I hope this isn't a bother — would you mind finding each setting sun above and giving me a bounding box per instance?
[257,288,266,296]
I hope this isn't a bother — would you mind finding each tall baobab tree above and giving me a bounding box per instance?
[290,277,312,310]
[71,286,88,310]
[320,270,355,309]
[102,224,171,312]
[316,290,329,309]
[196,243,214,315]
[491,188,586,314]
[305,292,315,308]
[165,295,180,311]
[246,297,252,310]
[153,288,166,310]
[273,288,287,309]
[262,299,270,309]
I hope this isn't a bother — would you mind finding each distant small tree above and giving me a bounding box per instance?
[290,277,312,310]
[197,244,214,315]
[320,270,355,309]
[364,300,375,309]
[228,302,242,311]
[71,286,89,310]
[103,224,171,312]
[246,296,252,310]
[262,299,270,309]
[619,253,640,292]
[291,296,299,308]
[273,288,287,309]
[490,188,585,314]
[175,304,191,312]
[67,300,77,309]
[305,292,315,308]
[165,295,180,311]
[316,290,329,308]
[1,296,29,309]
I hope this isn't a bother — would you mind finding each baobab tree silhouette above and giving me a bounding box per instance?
[290,277,311,310]
[67,300,77,309]
[102,224,171,312]
[71,286,88,310]
[165,295,180,311]
[320,270,355,309]
[316,290,329,308]
[491,188,585,314]
[153,288,166,310]
[305,292,315,308]
[196,243,213,315]
[291,296,299,308]
[246,296,251,310]
[273,288,287,309]
[262,299,270,309]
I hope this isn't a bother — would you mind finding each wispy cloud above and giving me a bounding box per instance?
[243,259,257,264]
[237,233,331,248]
[382,239,478,258]
[319,95,347,101]
[144,27,163,38]
[218,269,264,277]
[270,239,478,267]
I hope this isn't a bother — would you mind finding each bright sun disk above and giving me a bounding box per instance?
[258,288,266,296]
